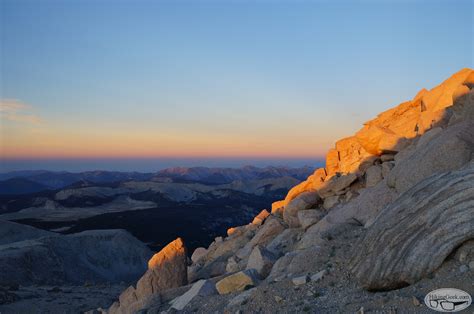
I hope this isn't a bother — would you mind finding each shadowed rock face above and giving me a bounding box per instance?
[0,227,152,286]
[350,163,474,291]
[0,220,54,245]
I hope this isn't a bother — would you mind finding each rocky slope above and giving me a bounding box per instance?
[90,68,474,313]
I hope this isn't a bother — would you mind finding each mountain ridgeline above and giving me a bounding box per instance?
[0,166,314,256]
[0,166,315,194]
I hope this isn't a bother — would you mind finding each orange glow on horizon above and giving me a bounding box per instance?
[1,122,332,160]
[0,97,340,162]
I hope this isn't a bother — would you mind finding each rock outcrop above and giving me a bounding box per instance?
[351,163,474,290]
[109,238,187,314]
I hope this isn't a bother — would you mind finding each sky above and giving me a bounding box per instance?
[0,0,473,172]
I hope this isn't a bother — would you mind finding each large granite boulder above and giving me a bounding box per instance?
[110,238,187,313]
[246,245,277,278]
[351,164,474,290]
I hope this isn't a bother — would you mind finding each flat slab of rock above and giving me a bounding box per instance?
[351,164,474,290]
[170,279,216,310]
[215,269,259,295]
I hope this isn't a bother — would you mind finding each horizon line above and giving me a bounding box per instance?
[0,155,325,161]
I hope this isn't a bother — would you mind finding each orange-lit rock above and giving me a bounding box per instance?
[147,237,187,271]
[271,200,285,215]
[252,209,270,225]
[464,71,474,88]
[110,237,187,314]
[226,227,238,237]
[421,67,472,112]
[335,136,373,174]
[453,84,470,102]
[281,168,326,206]
[325,148,340,175]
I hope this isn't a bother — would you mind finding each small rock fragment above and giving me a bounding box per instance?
[310,269,327,282]
[412,296,421,307]
[292,275,309,286]
[459,265,469,273]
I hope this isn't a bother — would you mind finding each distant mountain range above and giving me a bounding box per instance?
[0,166,314,195]
[0,178,50,196]
[0,165,314,253]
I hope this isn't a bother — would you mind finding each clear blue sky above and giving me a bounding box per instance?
[0,0,472,171]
